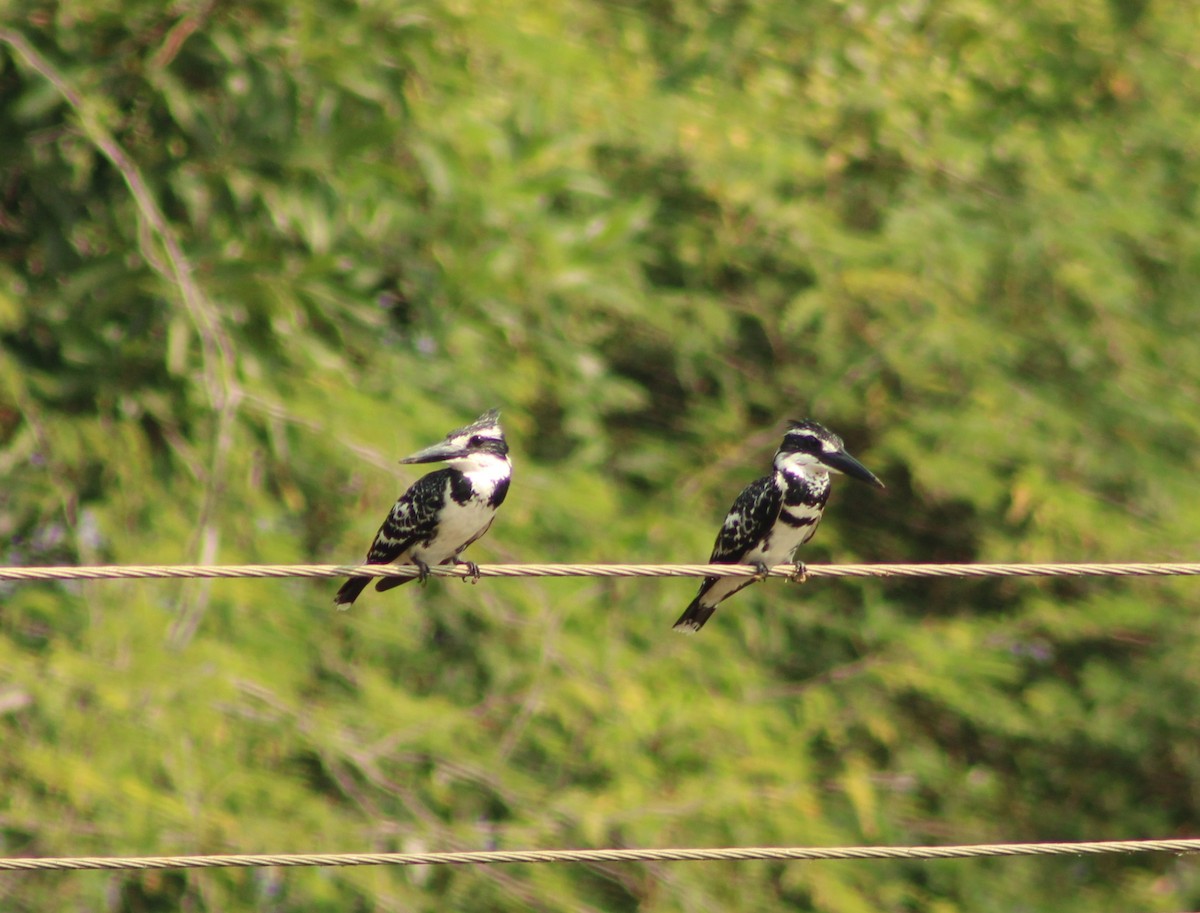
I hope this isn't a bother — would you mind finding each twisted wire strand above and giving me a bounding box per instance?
[3,837,1199,872]
[0,562,1199,583]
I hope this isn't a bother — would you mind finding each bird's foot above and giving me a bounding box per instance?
[457,559,481,584]
[414,558,432,585]
[789,561,809,584]
[751,561,772,582]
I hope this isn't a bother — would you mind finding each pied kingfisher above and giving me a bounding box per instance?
[334,409,512,609]
[673,419,883,633]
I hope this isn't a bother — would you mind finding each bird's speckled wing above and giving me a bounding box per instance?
[672,475,784,631]
[708,474,782,564]
[364,469,452,564]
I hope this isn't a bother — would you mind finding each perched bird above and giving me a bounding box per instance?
[674,419,884,633]
[334,409,511,609]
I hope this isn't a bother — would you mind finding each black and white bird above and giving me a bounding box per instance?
[334,409,511,609]
[674,419,884,633]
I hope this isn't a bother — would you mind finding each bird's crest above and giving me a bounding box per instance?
[448,408,503,442]
[782,418,843,454]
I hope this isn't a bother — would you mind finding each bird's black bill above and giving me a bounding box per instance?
[399,441,466,465]
[820,450,885,488]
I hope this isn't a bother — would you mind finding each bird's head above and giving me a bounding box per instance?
[400,409,509,472]
[774,419,884,489]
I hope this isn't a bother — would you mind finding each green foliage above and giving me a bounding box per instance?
[3,0,1200,909]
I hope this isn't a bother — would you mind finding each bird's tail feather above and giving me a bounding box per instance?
[334,576,370,610]
[673,597,717,633]
[333,568,416,607]
[375,574,416,594]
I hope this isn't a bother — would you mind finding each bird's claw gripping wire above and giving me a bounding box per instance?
[789,562,809,584]
[414,558,432,585]
[751,561,772,582]
[457,560,482,584]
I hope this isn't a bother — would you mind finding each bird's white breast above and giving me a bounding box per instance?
[743,505,822,567]
[699,474,825,607]
[413,496,493,561]
[409,463,508,564]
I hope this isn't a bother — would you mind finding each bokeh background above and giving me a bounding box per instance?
[3,0,1200,909]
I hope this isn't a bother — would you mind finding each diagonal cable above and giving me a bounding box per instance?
[3,837,1200,872]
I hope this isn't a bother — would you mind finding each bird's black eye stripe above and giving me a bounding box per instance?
[784,432,824,453]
